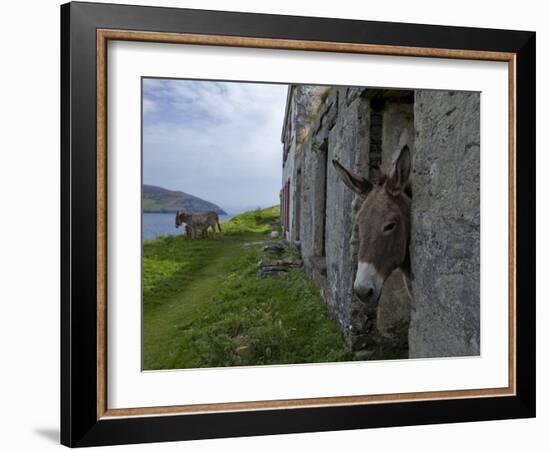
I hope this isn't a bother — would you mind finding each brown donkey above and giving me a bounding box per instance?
[175,210,222,239]
[333,145,412,304]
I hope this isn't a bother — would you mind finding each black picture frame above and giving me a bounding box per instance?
[61,1,536,447]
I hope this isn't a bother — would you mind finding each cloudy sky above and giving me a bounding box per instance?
[143,78,288,214]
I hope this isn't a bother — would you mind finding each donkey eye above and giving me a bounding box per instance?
[383,222,396,233]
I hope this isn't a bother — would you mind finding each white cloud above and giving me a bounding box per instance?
[142,98,157,115]
[143,79,288,213]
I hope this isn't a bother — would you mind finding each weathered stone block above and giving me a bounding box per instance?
[410,90,480,358]
[325,95,371,342]
[381,102,414,173]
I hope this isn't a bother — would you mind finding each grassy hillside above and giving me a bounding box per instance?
[142,205,352,370]
[143,184,226,214]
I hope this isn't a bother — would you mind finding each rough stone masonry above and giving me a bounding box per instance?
[409,90,480,358]
[280,85,480,358]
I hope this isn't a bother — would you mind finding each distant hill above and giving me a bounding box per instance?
[143,185,227,215]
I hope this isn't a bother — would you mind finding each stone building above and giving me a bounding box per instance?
[281,84,480,358]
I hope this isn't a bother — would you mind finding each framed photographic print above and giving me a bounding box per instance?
[61,1,536,447]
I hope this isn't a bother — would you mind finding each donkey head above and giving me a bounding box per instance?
[175,210,188,228]
[332,145,411,304]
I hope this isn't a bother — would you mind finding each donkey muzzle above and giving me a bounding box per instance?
[354,262,383,304]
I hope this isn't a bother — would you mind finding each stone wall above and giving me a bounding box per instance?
[282,85,327,243]
[410,90,480,357]
[287,87,414,350]
[281,85,480,359]
[325,89,371,341]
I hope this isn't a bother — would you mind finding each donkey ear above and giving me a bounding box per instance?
[387,145,411,196]
[332,159,373,195]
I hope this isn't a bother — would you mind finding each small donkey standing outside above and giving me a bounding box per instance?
[333,145,412,305]
[175,210,222,239]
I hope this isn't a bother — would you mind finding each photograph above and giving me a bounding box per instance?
[55,1,537,447]
[141,78,480,370]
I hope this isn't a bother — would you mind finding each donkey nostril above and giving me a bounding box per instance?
[354,284,374,300]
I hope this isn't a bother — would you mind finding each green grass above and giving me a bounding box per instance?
[219,205,281,238]
[142,197,161,212]
[142,205,353,370]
